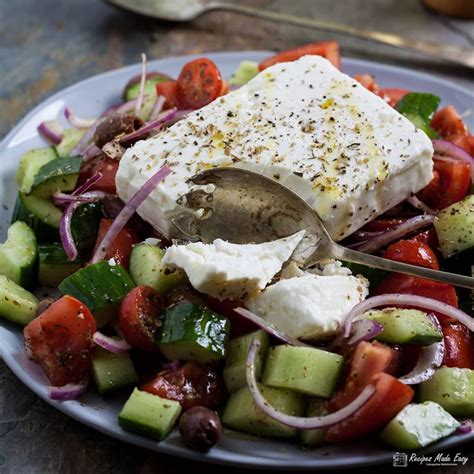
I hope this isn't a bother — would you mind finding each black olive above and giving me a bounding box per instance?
[178,406,222,452]
[93,113,144,148]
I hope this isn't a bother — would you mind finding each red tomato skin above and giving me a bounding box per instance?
[384,239,439,270]
[378,88,410,107]
[412,228,439,251]
[442,323,474,369]
[431,105,469,138]
[93,218,140,269]
[141,361,227,410]
[362,219,404,233]
[354,74,379,93]
[156,80,180,109]
[325,372,414,442]
[78,156,119,194]
[23,296,96,386]
[258,41,340,70]
[119,285,166,352]
[176,58,223,110]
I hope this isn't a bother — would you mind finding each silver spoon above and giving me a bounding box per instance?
[172,167,474,289]
[106,0,474,69]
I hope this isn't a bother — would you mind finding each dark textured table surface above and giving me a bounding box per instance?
[1,1,473,472]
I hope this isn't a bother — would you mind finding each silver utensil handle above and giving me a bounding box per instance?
[331,244,474,289]
[209,2,474,69]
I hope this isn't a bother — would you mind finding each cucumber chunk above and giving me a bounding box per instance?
[300,399,327,447]
[38,243,81,287]
[222,384,304,439]
[16,147,58,194]
[0,221,37,288]
[434,194,474,258]
[261,345,344,398]
[156,303,230,364]
[59,261,135,327]
[0,274,38,326]
[12,193,62,242]
[228,61,259,86]
[130,243,185,294]
[364,308,443,345]
[55,128,85,158]
[418,367,474,416]
[118,388,182,441]
[380,401,460,450]
[92,347,138,394]
[31,156,82,198]
[70,202,103,253]
[223,330,269,393]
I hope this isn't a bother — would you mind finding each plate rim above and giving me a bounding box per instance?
[1,50,473,470]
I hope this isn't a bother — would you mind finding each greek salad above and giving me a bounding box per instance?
[1,41,474,453]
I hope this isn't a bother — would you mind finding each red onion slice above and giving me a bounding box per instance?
[343,293,474,338]
[406,195,436,215]
[234,307,310,347]
[162,360,181,371]
[72,171,102,196]
[48,381,88,401]
[245,339,376,429]
[81,143,103,162]
[93,331,131,353]
[64,107,96,128]
[135,53,147,116]
[433,139,473,182]
[356,214,434,254]
[148,95,166,122]
[91,164,171,264]
[457,419,472,434]
[70,119,101,157]
[60,201,81,261]
[348,319,384,345]
[38,121,63,145]
[399,314,444,385]
[54,190,109,206]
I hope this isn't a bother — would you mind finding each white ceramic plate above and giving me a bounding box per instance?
[1,51,473,470]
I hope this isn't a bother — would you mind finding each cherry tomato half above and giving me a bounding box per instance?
[442,323,474,369]
[176,58,223,110]
[78,156,120,194]
[156,80,180,110]
[384,239,439,270]
[119,285,166,352]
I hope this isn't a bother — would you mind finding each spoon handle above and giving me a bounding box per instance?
[331,244,474,289]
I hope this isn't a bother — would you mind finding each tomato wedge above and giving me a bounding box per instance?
[141,361,227,411]
[258,41,340,71]
[156,80,180,110]
[354,74,379,93]
[119,285,166,352]
[384,239,439,270]
[378,88,410,107]
[78,156,120,194]
[176,58,223,110]
[23,296,96,386]
[442,323,474,369]
[93,218,140,269]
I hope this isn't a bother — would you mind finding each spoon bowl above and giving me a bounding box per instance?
[173,167,474,289]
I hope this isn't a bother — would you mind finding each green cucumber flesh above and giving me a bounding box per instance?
[130,243,185,294]
[16,147,58,194]
[157,303,230,364]
[222,384,304,439]
[59,260,135,327]
[0,274,38,326]
[223,330,269,393]
[300,399,327,447]
[92,347,138,394]
[70,202,103,253]
[364,308,443,345]
[38,243,81,287]
[380,401,460,450]
[118,388,181,441]
[123,76,169,120]
[0,221,37,288]
[261,345,344,398]
[31,156,82,198]
[55,128,85,158]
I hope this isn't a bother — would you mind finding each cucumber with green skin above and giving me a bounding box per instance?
[364,308,443,345]
[59,260,135,327]
[156,303,230,364]
[0,221,37,288]
[223,330,269,393]
[12,193,62,242]
[55,128,85,158]
[222,384,305,439]
[16,147,58,194]
[129,243,185,294]
[118,388,182,441]
[92,347,138,394]
[38,243,81,287]
[261,345,344,398]
[299,399,327,446]
[31,156,82,198]
[380,401,460,450]
[70,202,103,253]
[0,274,38,326]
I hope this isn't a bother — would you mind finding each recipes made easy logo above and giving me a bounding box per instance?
[393,452,469,467]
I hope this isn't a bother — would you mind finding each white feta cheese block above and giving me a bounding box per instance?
[117,55,433,241]
[162,230,305,300]
[246,273,369,341]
